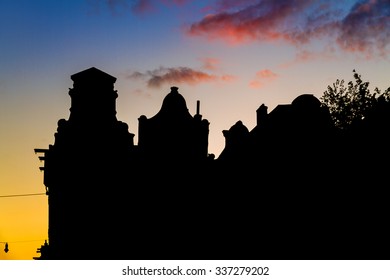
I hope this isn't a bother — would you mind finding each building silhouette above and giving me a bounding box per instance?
[34,67,389,260]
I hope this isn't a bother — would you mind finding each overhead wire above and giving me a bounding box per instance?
[0,192,46,198]
[0,193,47,253]
[1,240,48,254]
[0,240,47,244]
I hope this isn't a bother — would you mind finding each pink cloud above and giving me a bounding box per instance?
[200,57,220,71]
[187,0,390,57]
[128,66,235,88]
[249,69,278,89]
[221,74,236,82]
[279,48,337,68]
[187,0,313,45]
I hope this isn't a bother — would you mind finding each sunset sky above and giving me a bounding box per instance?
[1,0,389,259]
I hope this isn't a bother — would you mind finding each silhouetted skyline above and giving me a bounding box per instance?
[1,0,389,260]
[32,67,390,260]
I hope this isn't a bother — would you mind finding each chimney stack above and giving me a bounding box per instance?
[256,104,268,126]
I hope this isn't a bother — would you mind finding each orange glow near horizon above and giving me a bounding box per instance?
[0,194,48,260]
[0,125,49,260]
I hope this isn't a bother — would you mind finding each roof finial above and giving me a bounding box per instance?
[171,86,179,93]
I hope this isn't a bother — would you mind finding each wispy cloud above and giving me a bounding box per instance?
[102,0,154,14]
[131,88,152,98]
[161,0,191,6]
[336,0,390,57]
[102,0,192,15]
[187,0,316,44]
[186,0,390,57]
[199,57,220,71]
[221,74,236,82]
[249,69,278,89]
[279,48,337,68]
[127,66,235,88]
[131,0,155,14]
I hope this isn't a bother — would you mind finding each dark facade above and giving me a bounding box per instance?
[35,67,389,260]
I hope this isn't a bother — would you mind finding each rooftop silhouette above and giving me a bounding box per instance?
[34,67,390,260]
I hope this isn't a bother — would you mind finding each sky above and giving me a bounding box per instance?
[0,0,389,260]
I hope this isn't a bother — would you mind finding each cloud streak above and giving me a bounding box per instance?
[200,57,220,71]
[186,0,390,57]
[128,66,235,88]
[336,0,390,57]
[104,0,191,15]
[249,69,278,89]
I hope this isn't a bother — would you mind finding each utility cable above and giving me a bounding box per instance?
[0,192,46,198]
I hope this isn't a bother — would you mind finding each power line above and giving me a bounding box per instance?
[1,239,47,244]
[0,192,46,198]
[1,240,47,254]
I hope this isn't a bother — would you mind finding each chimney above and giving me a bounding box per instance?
[256,104,268,126]
[194,100,202,121]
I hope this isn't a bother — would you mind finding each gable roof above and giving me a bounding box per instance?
[71,67,117,84]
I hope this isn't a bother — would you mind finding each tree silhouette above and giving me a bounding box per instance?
[320,69,390,130]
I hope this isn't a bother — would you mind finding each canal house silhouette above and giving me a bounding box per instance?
[34,67,390,260]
